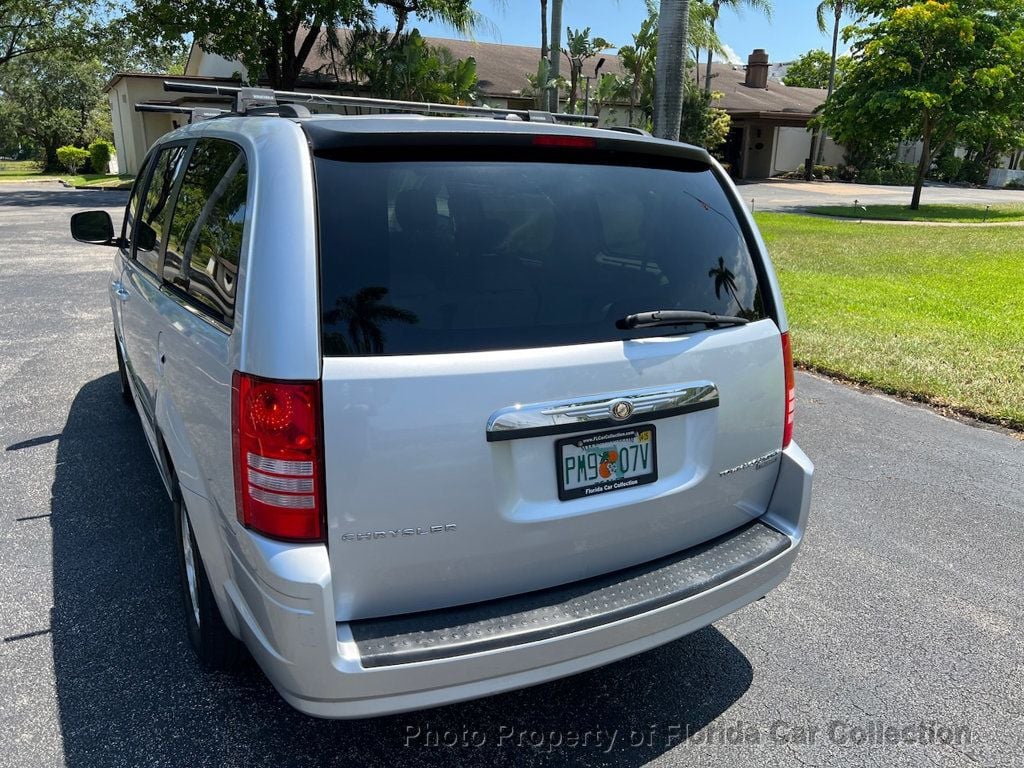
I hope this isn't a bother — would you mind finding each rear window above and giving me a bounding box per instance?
[315,155,766,356]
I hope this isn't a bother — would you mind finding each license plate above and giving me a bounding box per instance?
[556,425,658,501]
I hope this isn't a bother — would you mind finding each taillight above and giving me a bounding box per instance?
[781,331,795,448]
[232,372,324,542]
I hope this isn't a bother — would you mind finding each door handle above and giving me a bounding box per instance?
[111,281,129,301]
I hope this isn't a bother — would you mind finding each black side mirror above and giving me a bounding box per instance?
[70,211,118,246]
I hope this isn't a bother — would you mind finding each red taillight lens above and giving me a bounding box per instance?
[532,134,597,149]
[781,331,795,448]
[232,372,324,542]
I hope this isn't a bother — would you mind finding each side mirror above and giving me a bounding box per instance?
[70,211,119,246]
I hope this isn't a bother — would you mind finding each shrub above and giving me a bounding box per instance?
[933,154,963,183]
[1004,177,1024,190]
[88,140,113,174]
[793,163,837,180]
[884,162,917,186]
[957,159,988,186]
[55,145,90,174]
[836,164,858,182]
[860,167,883,185]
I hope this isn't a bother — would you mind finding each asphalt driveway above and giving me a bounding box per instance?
[737,179,1024,212]
[1,182,1021,767]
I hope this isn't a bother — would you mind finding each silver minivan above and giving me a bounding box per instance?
[71,105,813,718]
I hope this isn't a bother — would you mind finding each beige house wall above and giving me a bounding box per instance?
[772,127,844,176]
[108,78,180,176]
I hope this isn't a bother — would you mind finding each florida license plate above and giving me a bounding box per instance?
[556,425,658,501]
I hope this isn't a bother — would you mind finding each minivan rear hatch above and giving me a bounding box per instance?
[309,126,786,622]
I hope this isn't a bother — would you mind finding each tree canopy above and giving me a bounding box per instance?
[782,48,854,89]
[122,0,478,90]
[824,0,1024,208]
[0,0,87,66]
[0,46,109,168]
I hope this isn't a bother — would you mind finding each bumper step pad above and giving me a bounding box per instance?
[351,520,790,668]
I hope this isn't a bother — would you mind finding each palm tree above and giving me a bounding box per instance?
[653,0,690,141]
[548,0,563,111]
[814,0,846,162]
[562,27,613,113]
[540,0,549,60]
[689,1,726,85]
[703,0,772,94]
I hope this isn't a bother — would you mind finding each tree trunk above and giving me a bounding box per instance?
[548,0,563,112]
[816,8,842,164]
[805,130,819,181]
[704,3,718,95]
[653,0,690,141]
[911,114,931,210]
[704,45,714,94]
[540,0,549,60]
[568,63,579,113]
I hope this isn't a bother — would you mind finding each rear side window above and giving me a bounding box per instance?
[316,155,766,356]
[133,145,187,273]
[164,139,248,325]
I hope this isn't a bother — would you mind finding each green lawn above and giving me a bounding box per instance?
[0,164,133,189]
[0,160,42,175]
[757,212,1024,430]
[806,203,1024,223]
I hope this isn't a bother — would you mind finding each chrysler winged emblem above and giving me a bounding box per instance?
[610,400,634,421]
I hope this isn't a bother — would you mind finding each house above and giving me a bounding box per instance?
[106,36,837,179]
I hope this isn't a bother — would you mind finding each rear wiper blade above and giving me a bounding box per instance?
[616,310,750,330]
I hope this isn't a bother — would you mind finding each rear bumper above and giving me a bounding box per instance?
[219,442,813,719]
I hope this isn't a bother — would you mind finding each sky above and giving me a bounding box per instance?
[378,0,848,65]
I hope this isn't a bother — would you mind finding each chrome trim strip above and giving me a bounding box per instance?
[485,382,719,442]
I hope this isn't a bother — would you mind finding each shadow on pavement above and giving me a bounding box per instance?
[51,374,753,768]
[0,185,129,208]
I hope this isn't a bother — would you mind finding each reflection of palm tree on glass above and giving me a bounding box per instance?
[708,257,761,320]
[709,256,739,303]
[323,287,418,354]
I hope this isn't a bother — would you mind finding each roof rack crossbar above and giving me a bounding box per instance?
[134,103,227,123]
[162,81,599,126]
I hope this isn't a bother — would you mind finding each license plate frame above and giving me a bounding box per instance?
[555,424,658,501]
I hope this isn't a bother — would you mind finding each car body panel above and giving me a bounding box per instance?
[322,320,786,621]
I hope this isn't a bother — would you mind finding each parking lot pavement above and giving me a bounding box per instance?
[737,179,1024,212]
[1,181,1021,768]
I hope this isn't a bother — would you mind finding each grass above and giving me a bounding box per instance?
[0,161,133,189]
[756,212,1024,430]
[806,203,1024,223]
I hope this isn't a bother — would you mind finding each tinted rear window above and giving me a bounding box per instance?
[316,156,766,356]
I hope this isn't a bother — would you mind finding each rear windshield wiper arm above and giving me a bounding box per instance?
[616,310,750,330]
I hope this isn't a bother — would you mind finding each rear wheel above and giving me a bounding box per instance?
[115,337,131,404]
[173,490,242,670]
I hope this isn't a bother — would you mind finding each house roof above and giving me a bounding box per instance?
[304,33,828,120]
[138,33,828,121]
[103,71,241,93]
[296,30,627,99]
[704,63,827,118]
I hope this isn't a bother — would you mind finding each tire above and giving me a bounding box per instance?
[173,490,242,670]
[115,337,132,404]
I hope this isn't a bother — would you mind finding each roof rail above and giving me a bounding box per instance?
[605,126,652,137]
[162,81,599,126]
[134,103,226,123]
